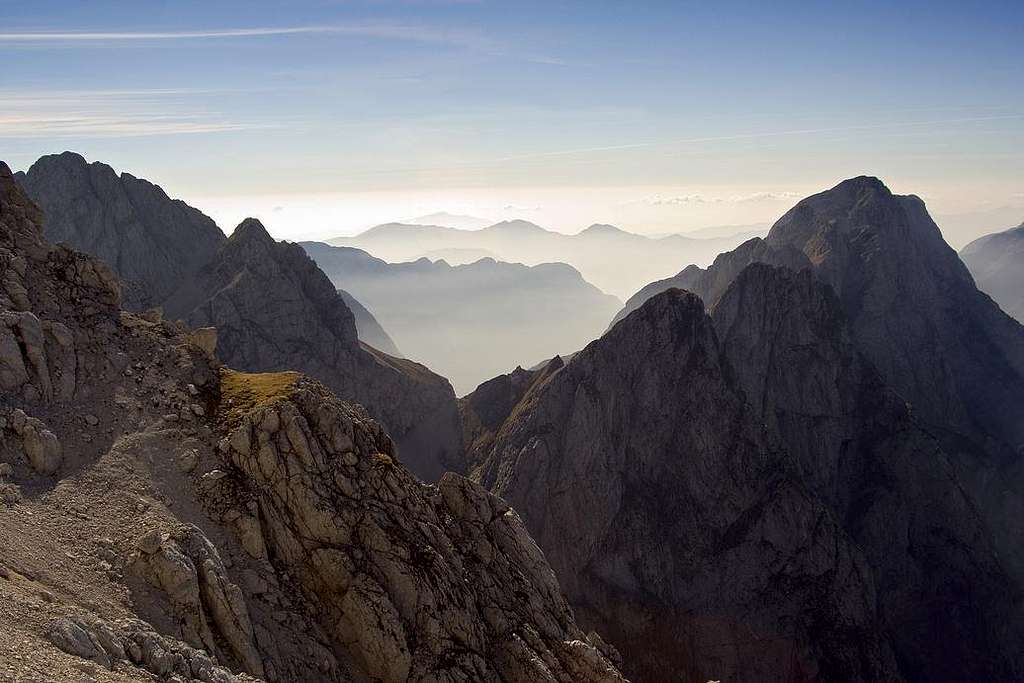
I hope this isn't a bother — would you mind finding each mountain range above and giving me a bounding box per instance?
[0,159,625,682]
[17,152,461,480]
[301,242,621,394]
[328,219,757,300]
[960,221,1024,323]
[462,177,1024,681]
[6,151,1024,682]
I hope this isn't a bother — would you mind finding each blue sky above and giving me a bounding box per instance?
[1,0,1021,242]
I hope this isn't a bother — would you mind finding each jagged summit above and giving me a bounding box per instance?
[228,217,276,246]
[18,151,225,310]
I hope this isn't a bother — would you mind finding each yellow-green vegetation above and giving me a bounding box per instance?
[373,452,395,468]
[219,369,301,425]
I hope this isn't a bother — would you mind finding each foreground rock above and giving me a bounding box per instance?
[0,159,624,682]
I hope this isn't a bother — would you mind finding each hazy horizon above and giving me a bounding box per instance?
[3,1,1021,247]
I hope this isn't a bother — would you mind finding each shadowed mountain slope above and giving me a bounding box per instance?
[17,152,226,310]
[961,221,1024,323]
[467,271,1024,681]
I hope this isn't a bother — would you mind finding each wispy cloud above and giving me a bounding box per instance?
[0,23,495,51]
[0,88,270,138]
[0,23,575,65]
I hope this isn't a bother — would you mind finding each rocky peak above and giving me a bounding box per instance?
[19,152,225,310]
[163,219,461,481]
[0,164,625,682]
[709,262,1024,680]
[474,285,904,681]
[229,217,276,248]
[765,176,1024,450]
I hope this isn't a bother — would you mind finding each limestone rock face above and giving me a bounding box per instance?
[763,177,1024,451]
[471,275,1024,681]
[132,525,264,677]
[18,152,226,310]
[212,373,623,682]
[46,615,257,682]
[163,218,461,481]
[475,289,898,681]
[961,221,1024,323]
[711,264,1024,681]
[1,157,624,682]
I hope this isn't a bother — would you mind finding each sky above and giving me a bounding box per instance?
[1,0,1022,244]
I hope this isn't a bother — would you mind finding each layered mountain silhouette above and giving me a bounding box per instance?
[329,219,754,300]
[337,288,402,356]
[961,221,1024,323]
[465,178,1024,681]
[17,153,460,480]
[302,241,621,394]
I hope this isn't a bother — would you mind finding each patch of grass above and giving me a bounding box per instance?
[373,452,394,467]
[219,369,301,425]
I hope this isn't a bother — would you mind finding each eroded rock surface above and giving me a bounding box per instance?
[471,275,1024,681]
[161,218,461,481]
[0,160,624,682]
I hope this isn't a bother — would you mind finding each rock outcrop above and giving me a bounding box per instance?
[17,151,226,310]
[469,268,1024,681]
[0,158,625,682]
[163,218,462,481]
[961,221,1024,323]
[18,154,456,480]
[612,177,1024,455]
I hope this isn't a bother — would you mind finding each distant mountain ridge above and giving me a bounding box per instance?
[404,211,493,230]
[329,218,756,299]
[302,241,621,395]
[961,221,1024,323]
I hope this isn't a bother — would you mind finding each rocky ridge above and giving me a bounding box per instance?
[17,152,226,310]
[162,218,462,481]
[0,159,625,682]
